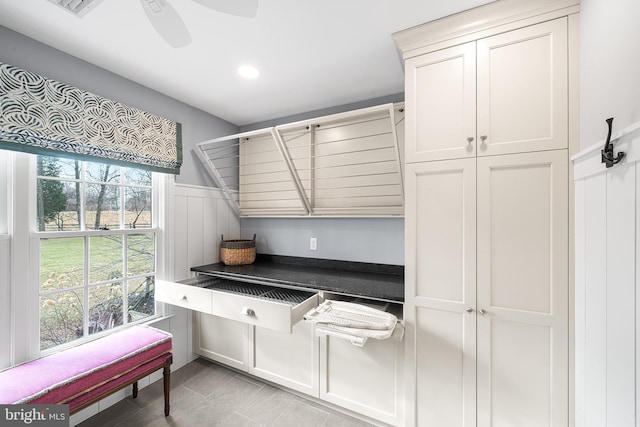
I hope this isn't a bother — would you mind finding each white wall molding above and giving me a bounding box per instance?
[574,135,640,426]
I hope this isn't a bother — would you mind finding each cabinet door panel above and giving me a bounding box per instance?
[405,159,476,426]
[194,312,249,372]
[251,321,319,396]
[476,150,568,427]
[482,319,552,427]
[405,43,476,162]
[414,306,475,427]
[477,18,568,156]
[409,159,476,303]
[320,333,404,426]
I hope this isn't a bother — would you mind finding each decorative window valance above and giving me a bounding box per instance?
[0,62,182,174]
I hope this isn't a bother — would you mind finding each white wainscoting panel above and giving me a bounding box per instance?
[169,184,239,367]
[173,184,240,281]
[0,236,10,369]
[573,123,640,427]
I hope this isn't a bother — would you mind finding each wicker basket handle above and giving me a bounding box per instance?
[220,234,257,242]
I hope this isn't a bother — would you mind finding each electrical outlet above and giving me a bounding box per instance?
[310,237,318,251]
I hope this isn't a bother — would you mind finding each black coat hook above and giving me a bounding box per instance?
[601,117,625,168]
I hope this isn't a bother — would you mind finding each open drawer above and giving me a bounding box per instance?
[156,276,318,333]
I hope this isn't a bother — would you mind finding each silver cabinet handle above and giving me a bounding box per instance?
[479,309,487,315]
[480,135,488,142]
[467,137,474,144]
[466,307,474,313]
[241,307,255,317]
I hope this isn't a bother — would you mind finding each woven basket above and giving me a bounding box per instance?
[220,234,256,266]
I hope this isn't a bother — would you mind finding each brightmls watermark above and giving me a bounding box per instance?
[0,405,68,426]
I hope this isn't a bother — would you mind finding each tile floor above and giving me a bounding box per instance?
[78,358,375,427]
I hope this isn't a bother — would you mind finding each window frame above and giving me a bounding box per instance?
[15,153,169,356]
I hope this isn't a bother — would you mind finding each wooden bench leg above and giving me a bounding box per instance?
[163,356,172,416]
[132,381,138,398]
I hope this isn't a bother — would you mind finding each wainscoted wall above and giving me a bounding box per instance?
[165,183,240,368]
[0,236,10,370]
[574,124,640,427]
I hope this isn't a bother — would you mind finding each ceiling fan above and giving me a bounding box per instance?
[48,0,257,48]
[140,0,258,48]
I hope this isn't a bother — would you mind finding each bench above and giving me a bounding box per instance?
[0,325,173,416]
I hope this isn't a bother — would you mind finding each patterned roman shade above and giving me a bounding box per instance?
[0,62,182,174]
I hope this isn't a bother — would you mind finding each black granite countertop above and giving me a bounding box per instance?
[190,254,404,303]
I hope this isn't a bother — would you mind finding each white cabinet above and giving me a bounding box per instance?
[397,2,577,424]
[194,312,319,395]
[405,150,569,426]
[476,150,569,427]
[156,277,318,334]
[405,43,476,162]
[194,312,250,372]
[404,158,477,426]
[250,320,319,396]
[405,18,568,163]
[193,292,404,425]
[319,312,405,426]
[476,19,568,157]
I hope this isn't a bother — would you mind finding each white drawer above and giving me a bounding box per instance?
[157,276,318,333]
[156,278,212,313]
[208,282,318,333]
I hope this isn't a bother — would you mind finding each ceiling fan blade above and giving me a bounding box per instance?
[140,0,192,48]
[191,0,258,18]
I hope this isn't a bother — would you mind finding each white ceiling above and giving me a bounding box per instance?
[0,0,492,126]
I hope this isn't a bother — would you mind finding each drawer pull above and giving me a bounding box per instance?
[177,293,187,300]
[241,307,255,317]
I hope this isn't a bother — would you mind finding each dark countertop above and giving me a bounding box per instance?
[190,254,404,303]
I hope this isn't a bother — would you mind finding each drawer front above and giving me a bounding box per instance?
[156,279,212,313]
[211,291,318,333]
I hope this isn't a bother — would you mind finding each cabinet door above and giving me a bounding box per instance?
[249,321,319,397]
[320,334,404,426]
[405,43,476,162]
[405,159,477,426]
[194,312,250,372]
[476,18,568,156]
[476,150,568,427]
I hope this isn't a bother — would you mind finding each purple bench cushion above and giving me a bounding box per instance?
[0,325,172,405]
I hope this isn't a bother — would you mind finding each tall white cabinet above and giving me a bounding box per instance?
[394,1,579,425]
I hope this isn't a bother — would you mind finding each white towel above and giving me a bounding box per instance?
[304,300,397,332]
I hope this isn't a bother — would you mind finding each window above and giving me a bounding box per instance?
[36,155,158,350]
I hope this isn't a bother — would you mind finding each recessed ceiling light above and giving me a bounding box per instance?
[238,65,259,79]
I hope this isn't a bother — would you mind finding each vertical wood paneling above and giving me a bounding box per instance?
[173,195,189,280]
[187,197,204,269]
[170,185,240,368]
[637,164,640,427]
[202,197,218,264]
[583,173,607,427]
[574,180,586,427]
[0,238,10,369]
[606,165,636,426]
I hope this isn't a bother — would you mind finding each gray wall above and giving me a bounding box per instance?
[242,217,404,265]
[0,25,238,186]
[580,0,640,150]
[240,94,405,266]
